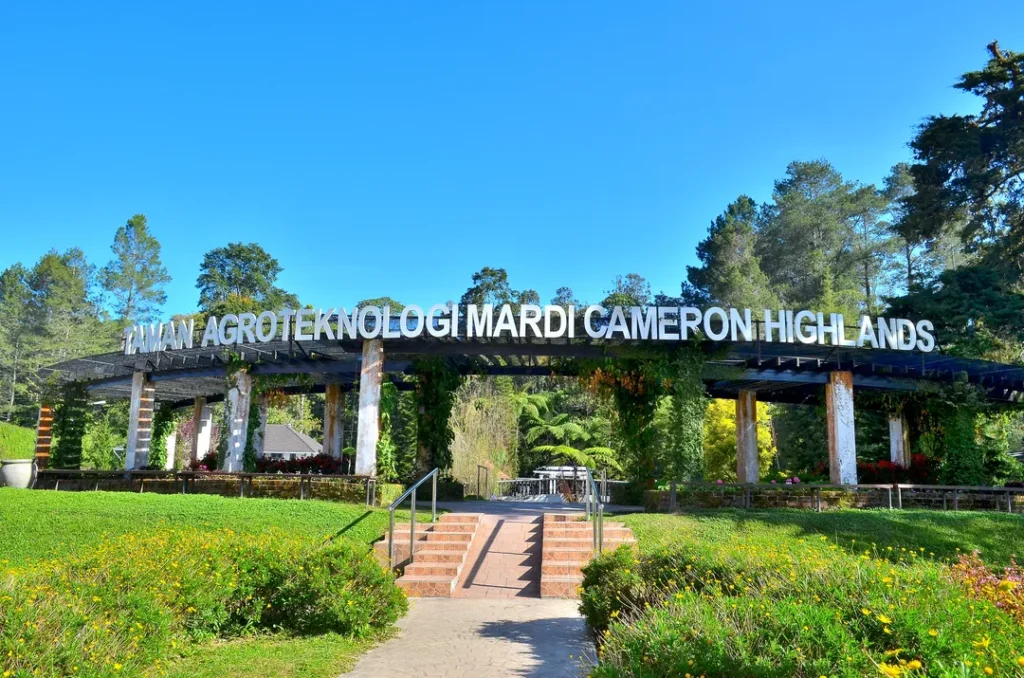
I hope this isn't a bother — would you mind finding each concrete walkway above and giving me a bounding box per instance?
[455,514,541,598]
[343,598,591,678]
[344,501,598,677]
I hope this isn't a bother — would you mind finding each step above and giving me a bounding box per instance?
[438,513,483,523]
[544,528,633,539]
[403,562,462,578]
[542,546,598,561]
[405,549,468,563]
[541,559,590,576]
[397,574,457,597]
[544,521,626,531]
[543,513,586,523]
[390,530,475,543]
[393,521,478,533]
[543,537,636,548]
[540,574,584,599]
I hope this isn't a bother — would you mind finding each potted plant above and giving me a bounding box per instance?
[0,422,37,489]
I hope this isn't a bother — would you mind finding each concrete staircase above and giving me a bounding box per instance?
[375,513,482,597]
[540,512,635,599]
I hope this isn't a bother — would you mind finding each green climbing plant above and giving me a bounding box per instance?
[413,357,464,473]
[51,382,89,469]
[376,381,399,481]
[147,405,178,470]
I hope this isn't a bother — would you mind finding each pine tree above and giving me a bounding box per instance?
[100,214,171,323]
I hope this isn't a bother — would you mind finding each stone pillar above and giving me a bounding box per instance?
[736,390,759,483]
[252,396,269,459]
[889,413,910,467]
[323,383,345,459]
[34,404,54,470]
[189,397,213,466]
[164,425,177,470]
[223,371,252,472]
[355,339,383,476]
[125,371,155,469]
[826,370,857,485]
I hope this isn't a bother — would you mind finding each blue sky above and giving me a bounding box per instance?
[1,1,1021,316]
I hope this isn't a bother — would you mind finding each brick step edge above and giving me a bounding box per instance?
[540,574,584,599]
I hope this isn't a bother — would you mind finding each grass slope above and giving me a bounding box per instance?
[621,508,1024,565]
[0,488,399,567]
[160,633,383,678]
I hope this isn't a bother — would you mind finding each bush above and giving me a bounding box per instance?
[255,453,351,475]
[0,422,35,460]
[581,531,1024,677]
[0,527,406,676]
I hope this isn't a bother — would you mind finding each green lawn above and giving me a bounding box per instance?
[160,633,384,678]
[0,488,401,567]
[0,489,405,677]
[619,507,1024,565]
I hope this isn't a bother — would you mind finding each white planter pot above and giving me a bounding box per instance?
[0,459,36,489]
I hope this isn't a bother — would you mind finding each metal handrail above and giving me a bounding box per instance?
[584,468,604,554]
[387,468,439,570]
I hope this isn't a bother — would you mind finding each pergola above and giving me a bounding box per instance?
[36,328,1024,485]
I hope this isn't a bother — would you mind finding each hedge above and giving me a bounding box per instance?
[581,536,1024,677]
[0,422,35,461]
[0,527,406,677]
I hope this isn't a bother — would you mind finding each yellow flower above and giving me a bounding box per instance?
[1017,657,1024,668]
[862,608,871,616]
[928,629,938,637]
[983,669,993,676]
[907,660,922,670]
[996,580,1016,592]
[877,614,893,624]
[879,663,902,676]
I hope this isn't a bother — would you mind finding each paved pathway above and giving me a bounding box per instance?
[455,514,541,598]
[343,598,591,678]
[344,502,596,677]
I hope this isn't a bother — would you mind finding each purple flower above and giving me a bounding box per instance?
[770,480,776,484]
[716,479,724,484]
[792,477,801,484]
[785,479,793,485]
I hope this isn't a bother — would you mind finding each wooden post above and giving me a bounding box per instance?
[736,390,759,483]
[889,413,910,467]
[189,397,213,467]
[223,371,252,472]
[323,384,344,459]
[34,404,54,470]
[355,339,383,477]
[825,371,857,485]
[125,372,155,469]
[251,396,269,459]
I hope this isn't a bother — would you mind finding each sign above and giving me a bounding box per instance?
[123,304,936,356]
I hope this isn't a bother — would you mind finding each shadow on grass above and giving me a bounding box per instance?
[329,511,374,541]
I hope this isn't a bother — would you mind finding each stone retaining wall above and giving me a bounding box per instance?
[34,473,404,507]
[645,486,1024,513]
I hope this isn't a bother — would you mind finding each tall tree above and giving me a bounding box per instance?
[756,160,891,316]
[460,267,538,311]
[602,273,651,307]
[196,242,299,313]
[0,265,34,422]
[356,296,405,311]
[28,249,114,364]
[99,214,171,323]
[682,195,778,309]
[891,42,1024,361]
[551,286,580,309]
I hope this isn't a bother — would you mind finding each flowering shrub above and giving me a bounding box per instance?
[188,450,219,471]
[581,530,1024,677]
[255,453,351,475]
[858,454,936,483]
[0,528,405,676]
[950,551,1024,625]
